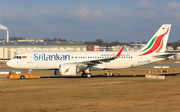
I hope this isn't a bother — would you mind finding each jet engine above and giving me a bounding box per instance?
[54,64,80,76]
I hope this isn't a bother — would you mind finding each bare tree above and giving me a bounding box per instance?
[10,37,25,41]
[169,41,180,50]
[53,38,57,41]
[95,39,104,45]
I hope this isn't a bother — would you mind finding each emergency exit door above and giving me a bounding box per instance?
[138,56,143,63]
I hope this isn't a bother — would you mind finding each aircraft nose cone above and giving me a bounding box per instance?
[6,60,13,67]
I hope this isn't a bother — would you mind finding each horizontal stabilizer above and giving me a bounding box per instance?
[153,53,174,58]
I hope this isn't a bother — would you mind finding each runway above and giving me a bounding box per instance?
[1,73,178,80]
[0,68,51,72]
[138,63,180,68]
[0,63,179,72]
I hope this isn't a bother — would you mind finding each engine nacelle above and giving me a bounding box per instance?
[54,64,80,76]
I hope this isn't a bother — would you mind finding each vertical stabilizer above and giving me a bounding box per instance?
[139,24,171,56]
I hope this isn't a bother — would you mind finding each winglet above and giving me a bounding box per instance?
[116,46,124,57]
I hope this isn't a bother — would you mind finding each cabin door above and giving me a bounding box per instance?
[27,53,33,63]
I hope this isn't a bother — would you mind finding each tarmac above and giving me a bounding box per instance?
[0,63,179,72]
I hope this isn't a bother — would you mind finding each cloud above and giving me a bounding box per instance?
[0,9,35,20]
[165,2,180,19]
[136,0,155,10]
[40,9,64,17]
[166,2,180,12]
[76,7,93,18]
[75,7,110,23]
[118,0,157,26]
[138,10,157,18]
[119,10,157,20]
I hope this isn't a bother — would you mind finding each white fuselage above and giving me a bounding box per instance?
[7,51,165,70]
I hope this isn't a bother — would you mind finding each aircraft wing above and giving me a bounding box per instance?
[78,46,124,65]
[56,46,124,70]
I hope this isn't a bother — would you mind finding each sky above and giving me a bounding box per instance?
[0,0,180,43]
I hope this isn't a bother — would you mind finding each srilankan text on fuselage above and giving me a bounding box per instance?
[33,53,131,61]
[34,53,70,61]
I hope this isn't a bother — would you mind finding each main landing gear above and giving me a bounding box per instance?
[82,73,92,78]
[82,68,92,78]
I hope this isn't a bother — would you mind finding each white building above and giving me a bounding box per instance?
[166,46,174,51]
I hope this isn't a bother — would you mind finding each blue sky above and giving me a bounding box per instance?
[0,0,180,43]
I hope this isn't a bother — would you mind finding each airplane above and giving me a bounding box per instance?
[6,24,173,78]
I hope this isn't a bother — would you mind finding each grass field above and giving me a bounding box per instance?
[0,60,180,112]
[1,77,180,112]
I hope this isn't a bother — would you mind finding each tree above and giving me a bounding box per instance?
[95,39,104,45]
[61,39,67,41]
[9,37,25,41]
[141,41,147,44]
[58,38,62,41]
[44,38,52,41]
[169,41,180,50]
[53,38,57,41]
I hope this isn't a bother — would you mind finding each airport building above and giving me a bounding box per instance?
[117,44,146,51]
[87,44,174,52]
[87,45,117,51]
[0,39,87,60]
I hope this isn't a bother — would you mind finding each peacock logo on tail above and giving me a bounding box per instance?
[139,27,169,56]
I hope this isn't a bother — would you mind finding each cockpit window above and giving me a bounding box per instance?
[13,56,22,59]
[13,56,17,59]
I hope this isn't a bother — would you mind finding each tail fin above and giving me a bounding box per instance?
[139,24,171,56]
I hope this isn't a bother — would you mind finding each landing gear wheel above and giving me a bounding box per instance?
[20,75,25,79]
[86,73,92,78]
[81,73,92,78]
[82,73,87,78]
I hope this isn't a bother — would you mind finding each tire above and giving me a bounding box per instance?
[82,73,86,78]
[86,73,92,78]
[20,75,25,79]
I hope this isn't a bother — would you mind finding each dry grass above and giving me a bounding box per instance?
[0,60,180,112]
[1,77,180,112]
